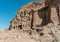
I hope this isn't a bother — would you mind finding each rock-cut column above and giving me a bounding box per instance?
[51,7,59,25]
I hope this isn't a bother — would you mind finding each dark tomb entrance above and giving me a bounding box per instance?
[38,6,52,26]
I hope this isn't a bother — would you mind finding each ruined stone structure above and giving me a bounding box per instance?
[9,0,60,32]
[45,0,60,24]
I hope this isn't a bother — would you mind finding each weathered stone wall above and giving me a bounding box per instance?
[45,0,60,24]
[9,1,60,31]
[9,2,46,30]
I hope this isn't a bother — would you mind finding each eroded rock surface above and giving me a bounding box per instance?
[0,23,60,42]
[3,0,60,42]
[9,1,60,31]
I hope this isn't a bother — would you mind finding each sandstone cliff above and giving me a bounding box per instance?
[0,0,60,42]
[9,2,60,31]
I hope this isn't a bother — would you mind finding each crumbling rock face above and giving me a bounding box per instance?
[9,2,46,30]
[3,0,60,42]
[1,23,60,42]
[9,1,60,32]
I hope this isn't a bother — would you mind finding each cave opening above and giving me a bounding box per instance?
[18,25,22,29]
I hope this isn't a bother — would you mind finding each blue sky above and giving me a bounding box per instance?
[0,0,36,30]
